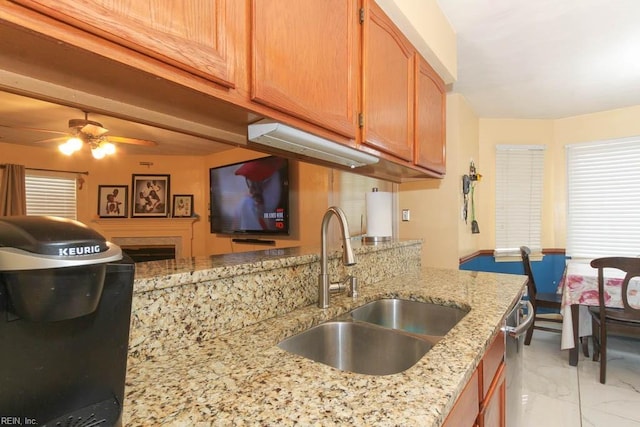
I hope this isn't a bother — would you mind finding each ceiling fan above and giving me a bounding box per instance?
[0,112,158,159]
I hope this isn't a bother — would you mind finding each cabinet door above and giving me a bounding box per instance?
[251,0,359,139]
[478,363,506,427]
[442,369,480,427]
[361,0,414,162]
[415,54,446,175]
[481,331,505,398]
[13,0,237,88]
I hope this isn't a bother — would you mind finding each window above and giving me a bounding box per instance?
[566,137,640,258]
[25,171,77,220]
[494,145,545,256]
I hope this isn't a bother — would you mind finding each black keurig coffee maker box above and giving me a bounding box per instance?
[0,216,135,426]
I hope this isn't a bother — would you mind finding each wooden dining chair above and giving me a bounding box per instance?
[520,246,564,345]
[589,257,640,384]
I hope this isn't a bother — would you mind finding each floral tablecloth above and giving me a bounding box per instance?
[560,260,640,350]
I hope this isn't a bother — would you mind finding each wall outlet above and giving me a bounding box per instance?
[402,209,410,221]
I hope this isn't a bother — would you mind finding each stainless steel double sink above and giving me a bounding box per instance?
[278,299,468,376]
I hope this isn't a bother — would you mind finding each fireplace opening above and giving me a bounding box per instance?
[121,245,176,263]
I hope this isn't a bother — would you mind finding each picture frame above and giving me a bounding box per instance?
[98,185,128,218]
[172,194,194,218]
[131,174,170,217]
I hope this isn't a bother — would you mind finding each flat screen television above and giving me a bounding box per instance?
[210,156,290,235]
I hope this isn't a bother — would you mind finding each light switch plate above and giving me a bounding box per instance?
[402,209,410,221]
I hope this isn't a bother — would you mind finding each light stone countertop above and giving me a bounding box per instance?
[124,261,526,426]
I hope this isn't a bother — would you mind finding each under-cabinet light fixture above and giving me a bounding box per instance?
[248,120,379,169]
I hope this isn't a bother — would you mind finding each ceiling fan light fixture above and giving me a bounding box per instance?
[67,137,83,152]
[58,137,83,155]
[91,145,106,159]
[14,111,157,158]
[102,141,116,155]
[58,142,74,156]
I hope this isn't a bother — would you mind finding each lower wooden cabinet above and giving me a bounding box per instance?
[478,362,506,427]
[443,332,506,427]
[442,369,479,427]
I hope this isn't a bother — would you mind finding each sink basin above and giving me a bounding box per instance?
[278,321,432,375]
[348,298,467,337]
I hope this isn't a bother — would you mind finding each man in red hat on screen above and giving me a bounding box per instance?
[233,157,285,231]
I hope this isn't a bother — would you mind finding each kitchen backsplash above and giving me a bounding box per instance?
[127,240,421,363]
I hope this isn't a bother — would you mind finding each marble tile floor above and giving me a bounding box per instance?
[521,329,640,427]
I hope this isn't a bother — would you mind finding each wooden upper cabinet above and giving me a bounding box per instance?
[415,54,446,175]
[13,0,237,88]
[361,0,415,162]
[251,0,359,139]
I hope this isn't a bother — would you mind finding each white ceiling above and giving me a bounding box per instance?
[436,0,640,119]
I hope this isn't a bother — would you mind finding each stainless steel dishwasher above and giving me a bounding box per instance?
[503,294,534,427]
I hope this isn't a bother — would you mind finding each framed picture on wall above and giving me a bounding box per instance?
[131,174,170,217]
[98,185,128,218]
[172,194,193,218]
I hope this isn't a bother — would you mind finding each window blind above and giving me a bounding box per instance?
[566,137,640,258]
[25,173,77,220]
[495,145,545,256]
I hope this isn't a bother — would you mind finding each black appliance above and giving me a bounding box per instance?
[0,216,134,426]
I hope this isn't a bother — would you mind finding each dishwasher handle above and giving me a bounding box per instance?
[502,300,535,338]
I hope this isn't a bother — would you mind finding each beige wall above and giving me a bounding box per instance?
[396,97,640,267]
[0,142,334,257]
[453,95,481,258]
[398,94,478,268]
[379,0,457,84]
[6,104,639,265]
[473,105,640,257]
[1,141,211,255]
[1,142,389,258]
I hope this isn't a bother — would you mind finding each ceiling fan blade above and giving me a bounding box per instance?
[105,135,158,147]
[0,123,68,135]
[32,136,69,144]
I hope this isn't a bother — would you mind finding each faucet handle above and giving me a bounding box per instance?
[328,275,358,298]
[347,275,358,299]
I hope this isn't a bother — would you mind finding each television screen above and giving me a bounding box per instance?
[210,156,289,235]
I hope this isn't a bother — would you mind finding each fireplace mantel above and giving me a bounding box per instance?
[91,218,198,258]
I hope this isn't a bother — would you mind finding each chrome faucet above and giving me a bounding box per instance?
[318,206,356,308]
